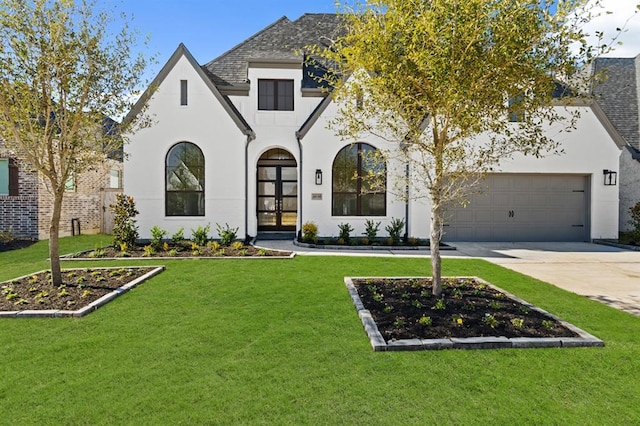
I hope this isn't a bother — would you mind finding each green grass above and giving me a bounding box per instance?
[1,235,639,424]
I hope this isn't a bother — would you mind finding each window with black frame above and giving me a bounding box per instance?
[166,142,205,216]
[258,79,294,111]
[332,143,386,216]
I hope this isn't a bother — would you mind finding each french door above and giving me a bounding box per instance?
[257,151,297,231]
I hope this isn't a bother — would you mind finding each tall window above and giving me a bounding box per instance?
[258,79,294,111]
[508,94,525,122]
[0,158,18,196]
[166,142,204,216]
[180,80,188,106]
[332,143,386,216]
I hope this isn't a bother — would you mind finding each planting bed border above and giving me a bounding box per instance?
[345,276,604,351]
[61,250,295,261]
[294,239,455,251]
[0,266,165,318]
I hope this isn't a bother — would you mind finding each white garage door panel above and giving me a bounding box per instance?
[444,174,588,242]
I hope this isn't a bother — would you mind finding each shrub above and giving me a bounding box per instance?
[301,221,318,243]
[170,227,184,245]
[363,219,381,240]
[385,217,405,245]
[0,227,15,244]
[191,224,210,246]
[150,225,167,250]
[338,222,354,243]
[629,201,640,241]
[216,223,238,246]
[111,194,139,248]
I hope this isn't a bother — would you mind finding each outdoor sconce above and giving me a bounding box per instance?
[603,169,617,186]
[315,169,323,185]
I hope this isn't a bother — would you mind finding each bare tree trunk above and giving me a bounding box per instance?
[49,189,64,286]
[430,199,443,297]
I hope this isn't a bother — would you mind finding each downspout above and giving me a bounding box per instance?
[244,132,255,241]
[404,163,410,243]
[296,132,303,241]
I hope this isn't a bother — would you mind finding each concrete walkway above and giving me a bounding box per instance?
[254,239,640,317]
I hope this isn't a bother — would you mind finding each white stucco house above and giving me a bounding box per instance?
[124,14,626,243]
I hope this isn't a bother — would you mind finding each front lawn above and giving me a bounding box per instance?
[1,235,639,424]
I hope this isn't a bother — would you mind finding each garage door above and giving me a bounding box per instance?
[443,174,588,242]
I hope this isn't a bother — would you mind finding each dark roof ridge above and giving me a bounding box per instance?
[203,16,291,67]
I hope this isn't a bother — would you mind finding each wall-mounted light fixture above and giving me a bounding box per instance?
[315,169,323,185]
[603,169,617,186]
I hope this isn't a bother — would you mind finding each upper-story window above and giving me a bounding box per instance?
[258,79,294,111]
[180,80,188,106]
[508,94,525,122]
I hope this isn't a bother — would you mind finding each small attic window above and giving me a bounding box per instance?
[508,95,525,122]
[180,80,188,106]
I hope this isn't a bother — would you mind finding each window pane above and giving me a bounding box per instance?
[258,80,275,110]
[282,197,297,211]
[281,212,297,226]
[258,167,276,180]
[258,197,276,211]
[167,192,204,216]
[361,193,386,216]
[0,159,8,196]
[281,167,297,181]
[282,182,297,196]
[258,212,276,226]
[333,193,357,216]
[258,182,276,196]
[278,80,294,111]
[109,169,121,189]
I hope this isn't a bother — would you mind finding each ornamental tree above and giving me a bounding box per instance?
[0,0,152,285]
[312,0,615,296]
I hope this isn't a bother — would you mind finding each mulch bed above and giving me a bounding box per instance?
[67,242,292,258]
[352,277,578,341]
[0,239,37,253]
[0,267,156,312]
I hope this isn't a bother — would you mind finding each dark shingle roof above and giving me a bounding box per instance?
[203,14,342,87]
[592,57,640,151]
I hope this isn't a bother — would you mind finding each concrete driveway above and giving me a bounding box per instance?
[453,242,640,316]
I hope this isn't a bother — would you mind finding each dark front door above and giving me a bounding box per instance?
[257,150,297,231]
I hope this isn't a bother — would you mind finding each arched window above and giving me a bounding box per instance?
[332,143,386,216]
[166,142,204,216]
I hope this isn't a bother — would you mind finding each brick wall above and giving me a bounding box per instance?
[37,160,123,239]
[0,143,39,239]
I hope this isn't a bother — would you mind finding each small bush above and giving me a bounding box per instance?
[385,217,405,245]
[191,224,210,246]
[363,219,381,240]
[171,227,184,245]
[628,201,640,241]
[0,227,15,244]
[216,223,238,246]
[338,222,354,243]
[111,194,139,248]
[302,221,318,243]
[150,225,167,250]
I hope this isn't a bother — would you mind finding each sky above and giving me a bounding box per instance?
[102,0,640,83]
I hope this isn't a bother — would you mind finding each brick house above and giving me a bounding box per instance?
[0,137,123,240]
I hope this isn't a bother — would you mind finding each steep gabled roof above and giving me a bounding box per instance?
[592,56,640,151]
[124,43,254,139]
[203,14,342,88]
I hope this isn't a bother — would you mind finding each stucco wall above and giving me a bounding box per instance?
[125,54,247,240]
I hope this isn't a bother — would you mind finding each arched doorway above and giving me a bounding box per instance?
[257,148,297,231]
